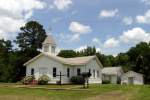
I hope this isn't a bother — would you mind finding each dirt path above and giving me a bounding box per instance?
[86,90,133,100]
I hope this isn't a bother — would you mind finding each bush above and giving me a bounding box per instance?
[117,78,121,84]
[38,75,50,85]
[70,76,85,84]
[102,80,111,84]
[21,75,34,84]
[56,80,61,85]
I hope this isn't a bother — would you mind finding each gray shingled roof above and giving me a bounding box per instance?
[102,67,122,75]
[24,52,103,66]
[123,71,143,77]
[43,35,56,45]
[44,52,96,65]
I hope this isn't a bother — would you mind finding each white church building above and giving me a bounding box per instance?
[24,35,103,84]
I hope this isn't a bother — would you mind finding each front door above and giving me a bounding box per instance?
[128,77,134,84]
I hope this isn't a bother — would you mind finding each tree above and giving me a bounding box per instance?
[15,21,47,51]
[0,39,13,82]
[115,53,129,65]
[58,46,97,58]
[13,21,47,81]
[58,50,77,58]
[127,42,150,83]
[135,55,144,73]
[96,53,107,66]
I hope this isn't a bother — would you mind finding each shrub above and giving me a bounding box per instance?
[70,76,85,84]
[56,80,61,85]
[102,80,111,84]
[21,75,34,84]
[38,75,50,85]
[117,78,121,84]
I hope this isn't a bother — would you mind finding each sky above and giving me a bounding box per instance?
[0,0,150,56]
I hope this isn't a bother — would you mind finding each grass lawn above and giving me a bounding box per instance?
[0,83,149,100]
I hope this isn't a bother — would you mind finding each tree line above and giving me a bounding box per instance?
[0,21,150,83]
[0,21,47,82]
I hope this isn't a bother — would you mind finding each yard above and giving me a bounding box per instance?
[0,83,149,100]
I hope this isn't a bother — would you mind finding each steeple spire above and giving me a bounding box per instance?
[42,35,56,54]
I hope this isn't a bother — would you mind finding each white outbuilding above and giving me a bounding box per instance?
[121,71,144,85]
[102,67,124,84]
[24,35,103,84]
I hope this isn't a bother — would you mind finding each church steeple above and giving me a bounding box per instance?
[42,35,56,54]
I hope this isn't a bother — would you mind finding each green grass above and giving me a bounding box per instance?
[0,83,149,100]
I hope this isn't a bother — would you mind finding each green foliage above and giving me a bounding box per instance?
[79,46,96,56]
[57,46,97,58]
[15,21,47,51]
[127,42,150,83]
[102,80,111,84]
[58,50,77,58]
[70,76,85,84]
[115,53,129,66]
[0,84,150,100]
[21,75,34,84]
[58,42,150,83]
[0,39,13,82]
[0,20,150,84]
[38,75,50,85]
[96,53,115,67]
[13,21,46,82]
[0,21,47,82]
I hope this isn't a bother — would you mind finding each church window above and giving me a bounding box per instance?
[31,68,34,75]
[77,68,81,76]
[67,68,70,77]
[53,67,57,77]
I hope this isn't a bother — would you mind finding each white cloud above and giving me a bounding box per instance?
[123,17,133,25]
[96,48,101,52]
[71,10,78,15]
[70,34,80,41]
[75,45,87,51]
[104,38,119,48]
[99,9,118,18]
[92,38,101,45]
[0,0,46,40]
[100,27,150,55]
[59,33,80,43]
[68,21,92,42]
[51,17,62,23]
[75,45,101,52]
[69,21,92,34]
[51,0,72,10]
[120,27,150,43]
[136,10,150,24]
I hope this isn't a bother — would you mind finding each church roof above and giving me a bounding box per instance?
[102,67,122,75]
[43,35,56,45]
[24,52,103,67]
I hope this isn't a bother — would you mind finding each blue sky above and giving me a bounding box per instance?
[0,0,150,55]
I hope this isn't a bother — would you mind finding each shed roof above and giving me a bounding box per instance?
[123,71,143,77]
[102,67,122,75]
